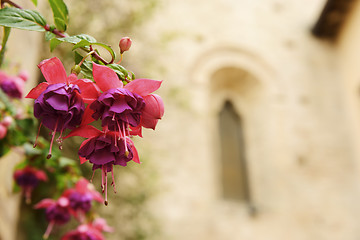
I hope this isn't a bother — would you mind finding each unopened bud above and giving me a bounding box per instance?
[119,37,132,54]
[71,65,81,75]
[2,116,13,127]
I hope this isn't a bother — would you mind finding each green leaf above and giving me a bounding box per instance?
[31,0,38,6]
[45,31,56,41]
[72,39,91,50]
[107,64,130,80]
[48,0,68,32]
[49,34,96,51]
[0,8,46,31]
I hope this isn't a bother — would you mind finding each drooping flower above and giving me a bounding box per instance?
[61,217,113,240]
[35,196,71,239]
[61,224,104,240]
[0,71,26,98]
[88,63,164,137]
[14,166,48,204]
[26,57,100,158]
[62,178,103,221]
[66,125,139,205]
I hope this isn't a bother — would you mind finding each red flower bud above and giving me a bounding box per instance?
[119,37,132,54]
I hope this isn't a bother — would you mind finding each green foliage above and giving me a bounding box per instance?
[0,7,46,31]
[48,0,68,32]
[49,34,96,51]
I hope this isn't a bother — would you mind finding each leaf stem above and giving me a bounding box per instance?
[0,27,11,68]
[1,0,22,9]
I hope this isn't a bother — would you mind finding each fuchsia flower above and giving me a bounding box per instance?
[89,63,164,137]
[61,217,113,240]
[67,125,139,205]
[0,71,26,98]
[35,196,71,239]
[61,224,104,240]
[62,178,103,221]
[26,57,99,158]
[14,166,48,203]
[0,123,7,139]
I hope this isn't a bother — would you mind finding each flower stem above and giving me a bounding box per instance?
[1,0,22,9]
[78,50,95,67]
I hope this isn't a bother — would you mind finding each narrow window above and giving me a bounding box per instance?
[219,100,250,202]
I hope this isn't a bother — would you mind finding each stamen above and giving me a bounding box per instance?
[111,165,116,193]
[33,122,42,148]
[112,113,116,121]
[25,187,31,204]
[104,169,108,206]
[122,122,128,153]
[101,166,105,193]
[47,119,59,159]
[90,170,95,183]
[43,221,55,239]
[57,129,64,150]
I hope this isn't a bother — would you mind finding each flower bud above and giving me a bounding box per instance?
[2,116,13,127]
[0,124,7,139]
[71,65,81,75]
[119,37,132,54]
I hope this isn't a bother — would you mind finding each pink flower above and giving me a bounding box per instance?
[25,57,100,158]
[35,196,71,239]
[89,63,164,137]
[61,224,104,240]
[14,166,47,204]
[62,178,103,221]
[0,71,25,98]
[61,218,113,240]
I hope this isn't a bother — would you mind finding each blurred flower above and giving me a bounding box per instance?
[61,224,104,240]
[91,218,113,233]
[35,196,71,239]
[1,115,13,127]
[62,178,103,221]
[14,166,47,204]
[61,218,113,240]
[0,123,7,139]
[0,71,25,98]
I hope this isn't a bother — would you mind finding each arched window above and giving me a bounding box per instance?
[218,100,250,202]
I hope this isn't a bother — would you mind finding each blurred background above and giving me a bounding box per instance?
[2,0,360,239]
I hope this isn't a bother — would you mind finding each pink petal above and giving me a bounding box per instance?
[75,178,89,192]
[93,63,122,92]
[143,94,164,119]
[130,125,143,137]
[79,139,91,164]
[34,198,55,209]
[64,125,101,139]
[25,82,49,99]
[140,117,159,130]
[70,78,100,104]
[127,139,140,164]
[90,190,104,203]
[125,79,162,96]
[38,57,67,84]
[80,155,88,164]
[35,170,48,181]
[81,105,96,126]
